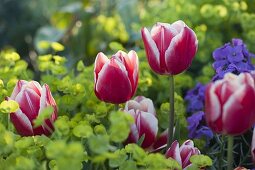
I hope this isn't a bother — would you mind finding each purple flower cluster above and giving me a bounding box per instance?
[187,111,213,143]
[185,83,213,143]
[185,38,254,145]
[184,83,206,113]
[212,38,255,81]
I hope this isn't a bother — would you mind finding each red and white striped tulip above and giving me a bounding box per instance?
[125,110,158,148]
[166,140,200,169]
[124,96,156,116]
[141,20,198,75]
[124,96,158,148]
[205,72,255,135]
[9,80,57,136]
[94,50,139,104]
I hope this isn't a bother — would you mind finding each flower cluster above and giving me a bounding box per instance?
[185,83,213,144]
[185,83,206,113]
[212,38,255,81]
[187,111,213,143]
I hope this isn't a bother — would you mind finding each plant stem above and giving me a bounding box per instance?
[167,75,175,149]
[7,114,10,131]
[227,135,234,170]
[115,104,119,111]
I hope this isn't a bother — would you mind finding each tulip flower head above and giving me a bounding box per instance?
[205,72,255,135]
[94,50,139,104]
[124,96,158,148]
[9,80,57,136]
[165,140,200,169]
[141,20,198,75]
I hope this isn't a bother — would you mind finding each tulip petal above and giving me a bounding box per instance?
[153,129,168,150]
[205,83,223,133]
[141,27,162,74]
[151,23,176,72]
[10,80,28,100]
[127,50,139,95]
[15,88,40,121]
[94,52,109,81]
[181,140,194,147]
[180,141,197,169]
[125,100,140,112]
[165,26,198,75]
[137,111,158,148]
[27,81,42,96]
[115,50,139,96]
[139,98,156,115]
[39,84,58,116]
[205,83,221,122]
[238,72,255,87]
[134,96,146,102]
[181,149,192,169]
[95,58,132,104]
[38,84,57,135]
[171,20,186,33]
[222,85,255,134]
[10,109,33,136]
[165,141,182,167]
[126,110,139,143]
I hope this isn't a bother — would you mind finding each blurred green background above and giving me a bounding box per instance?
[1,0,255,68]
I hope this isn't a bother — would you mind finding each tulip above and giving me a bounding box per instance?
[141,20,198,75]
[205,72,255,135]
[124,96,158,148]
[9,80,57,136]
[94,50,139,104]
[165,140,200,169]
[124,96,156,116]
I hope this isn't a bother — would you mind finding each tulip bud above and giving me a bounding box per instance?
[165,140,200,169]
[205,72,255,135]
[9,80,57,136]
[141,20,198,75]
[124,96,158,148]
[94,50,139,104]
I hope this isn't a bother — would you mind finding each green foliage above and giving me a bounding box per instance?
[46,141,85,170]
[189,154,213,169]
[0,100,19,114]
[109,111,133,142]
[33,106,54,127]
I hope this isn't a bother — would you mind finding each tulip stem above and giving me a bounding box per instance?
[227,135,234,170]
[115,104,119,111]
[167,75,175,149]
[7,114,10,131]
